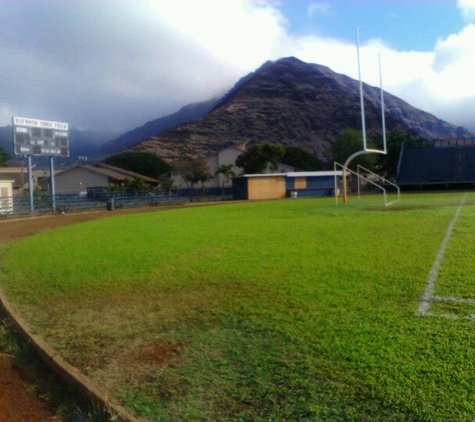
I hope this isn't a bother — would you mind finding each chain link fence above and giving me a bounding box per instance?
[0,190,185,218]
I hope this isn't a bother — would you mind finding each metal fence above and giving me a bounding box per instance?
[0,184,238,218]
[0,190,186,218]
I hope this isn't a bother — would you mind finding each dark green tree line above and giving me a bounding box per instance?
[0,147,11,167]
[104,151,172,179]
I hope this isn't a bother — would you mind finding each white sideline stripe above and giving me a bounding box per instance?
[426,312,475,322]
[432,296,475,305]
[417,194,467,316]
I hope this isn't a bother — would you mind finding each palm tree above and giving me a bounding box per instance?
[161,178,174,195]
[198,172,213,200]
[215,164,236,198]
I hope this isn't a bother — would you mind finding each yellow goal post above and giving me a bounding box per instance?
[334,161,400,207]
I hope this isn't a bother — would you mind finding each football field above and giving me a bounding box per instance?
[1,192,475,420]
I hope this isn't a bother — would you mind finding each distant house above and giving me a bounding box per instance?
[233,171,342,200]
[0,167,51,193]
[171,144,247,192]
[206,143,247,188]
[0,167,27,193]
[53,164,160,194]
[171,143,296,194]
[0,180,13,214]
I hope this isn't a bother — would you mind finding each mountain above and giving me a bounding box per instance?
[0,98,218,165]
[126,57,473,162]
[96,98,220,158]
[0,99,220,164]
[0,126,13,155]
[68,128,122,159]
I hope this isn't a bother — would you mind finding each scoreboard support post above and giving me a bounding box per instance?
[27,155,34,213]
[50,156,56,211]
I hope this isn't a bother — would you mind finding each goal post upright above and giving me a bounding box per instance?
[341,29,389,204]
[356,27,367,151]
[379,53,387,154]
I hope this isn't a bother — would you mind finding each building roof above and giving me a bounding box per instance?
[55,164,159,184]
[0,167,26,188]
[286,171,343,177]
[242,171,343,178]
[95,163,159,183]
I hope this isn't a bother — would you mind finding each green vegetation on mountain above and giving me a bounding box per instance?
[103,151,172,178]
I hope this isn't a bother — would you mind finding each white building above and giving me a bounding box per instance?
[171,143,295,192]
[53,164,160,194]
[171,144,247,191]
[0,180,14,214]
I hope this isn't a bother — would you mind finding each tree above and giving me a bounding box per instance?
[174,158,211,201]
[197,172,213,197]
[104,151,172,179]
[123,176,149,192]
[375,130,426,179]
[215,164,236,197]
[281,146,325,171]
[235,143,285,174]
[326,129,377,171]
[0,147,11,167]
[160,178,174,194]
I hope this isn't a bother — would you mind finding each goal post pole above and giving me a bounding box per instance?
[356,27,367,151]
[379,53,387,154]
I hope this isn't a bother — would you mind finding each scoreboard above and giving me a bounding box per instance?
[13,116,69,157]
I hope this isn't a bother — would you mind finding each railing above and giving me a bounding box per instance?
[357,165,401,206]
[0,190,185,218]
[333,162,400,207]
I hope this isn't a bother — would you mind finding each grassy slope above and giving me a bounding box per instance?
[1,193,475,420]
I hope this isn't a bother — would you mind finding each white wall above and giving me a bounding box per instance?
[172,147,245,190]
[55,168,109,194]
[0,180,13,214]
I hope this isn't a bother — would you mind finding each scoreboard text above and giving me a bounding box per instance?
[13,116,69,157]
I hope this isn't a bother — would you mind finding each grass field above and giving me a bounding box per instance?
[1,192,475,420]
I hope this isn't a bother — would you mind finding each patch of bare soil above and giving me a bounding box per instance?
[0,206,165,243]
[0,352,61,421]
[135,341,184,366]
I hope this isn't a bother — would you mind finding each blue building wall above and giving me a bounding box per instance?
[286,174,338,198]
[397,145,475,186]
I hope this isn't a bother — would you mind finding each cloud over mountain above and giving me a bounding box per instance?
[1,1,475,134]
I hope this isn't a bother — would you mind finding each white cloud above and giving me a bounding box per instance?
[433,23,475,69]
[0,0,293,131]
[147,0,288,70]
[1,0,475,133]
[457,0,475,22]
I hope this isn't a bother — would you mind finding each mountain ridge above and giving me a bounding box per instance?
[96,97,220,158]
[127,57,473,162]
[1,57,472,165]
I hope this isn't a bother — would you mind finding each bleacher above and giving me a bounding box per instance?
[397,141,475,187]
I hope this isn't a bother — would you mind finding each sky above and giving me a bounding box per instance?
[1,0,475,135]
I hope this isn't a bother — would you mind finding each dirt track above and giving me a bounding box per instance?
[0,207,164,421]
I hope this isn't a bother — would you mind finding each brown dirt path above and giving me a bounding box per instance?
[0,352,61,422]
[0,207,165,421]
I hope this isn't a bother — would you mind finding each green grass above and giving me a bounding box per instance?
[1,193,475,420]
